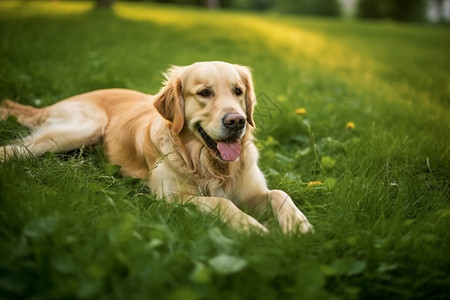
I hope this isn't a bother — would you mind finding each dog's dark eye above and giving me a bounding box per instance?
[235,88,243,96]
[197,89,212,98]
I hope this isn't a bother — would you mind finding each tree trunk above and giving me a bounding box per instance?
[95,0,114,9]
[205,0,220,9]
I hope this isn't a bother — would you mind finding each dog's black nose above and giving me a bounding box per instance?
[223,113,246,131]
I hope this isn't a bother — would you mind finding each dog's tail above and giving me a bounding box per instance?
[1,99,46,128]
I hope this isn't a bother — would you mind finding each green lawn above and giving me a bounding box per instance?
[1,1,449,299]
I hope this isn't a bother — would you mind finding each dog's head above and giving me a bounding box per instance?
[154,61,256,162]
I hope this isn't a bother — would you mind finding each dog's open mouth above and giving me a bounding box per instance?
[197,126,241,161]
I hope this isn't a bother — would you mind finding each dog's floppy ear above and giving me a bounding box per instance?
[154,66,185,135]
[234,65,256,127]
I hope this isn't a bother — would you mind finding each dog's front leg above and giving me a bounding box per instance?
[268,190,313,234]
[184,196,269,233]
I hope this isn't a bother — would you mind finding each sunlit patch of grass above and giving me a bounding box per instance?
[113,2,376,79]
[114,2,203,26]
[0,0,93,18]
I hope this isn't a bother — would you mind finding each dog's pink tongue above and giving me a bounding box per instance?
[217,142,241,161]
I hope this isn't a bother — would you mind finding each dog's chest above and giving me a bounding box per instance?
[196,176,234,198]
[156,142,242,199]
[191,153,241,197]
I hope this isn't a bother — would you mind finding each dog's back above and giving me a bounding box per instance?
[0,89,156,165]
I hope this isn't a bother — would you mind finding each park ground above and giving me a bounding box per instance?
[0,1,449,299]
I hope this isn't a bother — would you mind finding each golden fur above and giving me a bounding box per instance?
[0,61,312,234]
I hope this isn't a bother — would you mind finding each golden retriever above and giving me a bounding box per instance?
[0,61,312,234]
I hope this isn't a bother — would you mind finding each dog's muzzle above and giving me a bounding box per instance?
[197,125,241,161]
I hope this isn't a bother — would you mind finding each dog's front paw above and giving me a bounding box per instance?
[245,217,270,234]
[278,208,313,234]
[231,213,269,234]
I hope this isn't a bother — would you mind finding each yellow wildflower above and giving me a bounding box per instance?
[307,181,322,187]
[295,107,307,115]
[346,121,355,130]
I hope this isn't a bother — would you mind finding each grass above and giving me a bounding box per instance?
[0,1,449,299]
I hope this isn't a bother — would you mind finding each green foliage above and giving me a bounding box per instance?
[276,0,341,16]
[358,0,426,22]
[0,1,449,299]
[223,0,341,16]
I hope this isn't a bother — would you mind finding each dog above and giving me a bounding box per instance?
[0,61,312,234]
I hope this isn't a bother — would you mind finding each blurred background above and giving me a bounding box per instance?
[90,0,450,23]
